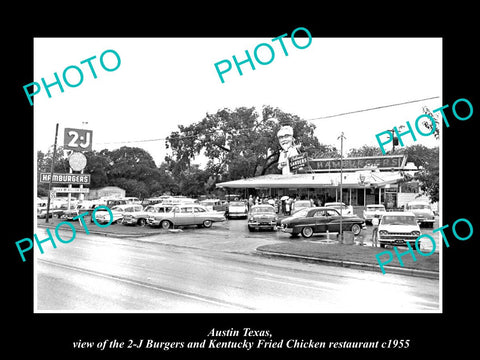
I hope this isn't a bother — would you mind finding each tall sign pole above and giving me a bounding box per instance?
[45,123,59,223]
[338,132,346,242]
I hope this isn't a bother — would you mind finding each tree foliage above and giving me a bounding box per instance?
[396,145,439,203]
[37,146,178,198]
[347,144,440,203]
[165,106,323,182]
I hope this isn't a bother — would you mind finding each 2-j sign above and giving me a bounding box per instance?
[64,128,93,152]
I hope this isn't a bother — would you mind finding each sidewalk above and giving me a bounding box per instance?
[256,239,439,279]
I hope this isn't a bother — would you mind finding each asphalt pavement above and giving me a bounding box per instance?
[34,218,440,312]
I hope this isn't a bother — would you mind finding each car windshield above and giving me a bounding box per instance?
[230,202,245,206]
[382,215,417,225]
[408,204,430,210]
[251,206,274,213]
[153,207,170,213]
[367,205,385,211]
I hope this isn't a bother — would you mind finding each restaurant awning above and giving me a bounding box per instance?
[216,170,404,189]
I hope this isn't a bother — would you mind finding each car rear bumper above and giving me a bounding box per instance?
[229,212,248,218]
[417,218,435,223]
[122,218,138,225]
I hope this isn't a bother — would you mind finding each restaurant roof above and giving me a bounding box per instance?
[216,169,404,189]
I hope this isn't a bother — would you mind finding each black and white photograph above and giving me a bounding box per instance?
[32,37,442,313]
[7,11,478,355]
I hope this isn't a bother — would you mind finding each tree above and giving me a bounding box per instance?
[396,145,439,203]
[165,106,323,184]
[36,147,70,196]
[347,145,383,157]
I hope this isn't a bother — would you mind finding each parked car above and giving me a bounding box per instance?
[105,199,128,208]
[227,201,248,219]
[405,201,435,227]
[280,207,366,238]
[324,202,354,215]
[199,199,229,214]
[151,204,225,229]
[363,204,387,224]
[122,205,158,226]
[247,205,278,231]
[376,211,421,248]
[291,200,314,214]
[93,204,143,225]
[62,205,83,220]
[146,204,175,227]
[37,207,53,219]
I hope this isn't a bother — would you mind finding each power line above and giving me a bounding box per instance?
[94,96,440,146]
[305,96,440,121]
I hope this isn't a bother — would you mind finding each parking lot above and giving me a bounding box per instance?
[38,212,441,255]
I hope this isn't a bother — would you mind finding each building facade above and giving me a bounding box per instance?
[216,155,420,209]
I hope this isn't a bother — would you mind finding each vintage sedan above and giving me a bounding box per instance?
[376,211,421,248]
[153,204,225,229]
[146,204,175,227]
[291,200,314,214]
[363,204,387,224]
[248,205,277,231]
[93,204,143,225]
[228,201,249,219]
[405,201,435,227]
[122,205,158,226]
[280,207,366,238]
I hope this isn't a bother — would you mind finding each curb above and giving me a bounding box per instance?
[255,248,439,280]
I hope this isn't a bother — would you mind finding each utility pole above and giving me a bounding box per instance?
[338,132,346,243]
[45,123,59,223]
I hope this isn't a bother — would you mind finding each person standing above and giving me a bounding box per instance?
[248,195,254,210]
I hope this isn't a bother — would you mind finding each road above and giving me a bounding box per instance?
[35,219,439,312]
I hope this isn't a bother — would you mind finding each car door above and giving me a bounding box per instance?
[312,210,328,233]
[194,206,207,224]
[325,209,342,232]
[174,206,194,225]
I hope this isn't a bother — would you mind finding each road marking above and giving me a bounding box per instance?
[37,259,255,311]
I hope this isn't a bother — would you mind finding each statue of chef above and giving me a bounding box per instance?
[277,124,299,175]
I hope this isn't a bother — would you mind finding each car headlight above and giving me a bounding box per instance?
[411,231,421,236]
[379,230,388,235]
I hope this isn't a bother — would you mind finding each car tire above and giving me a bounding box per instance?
[301,226,314,238]
[137,218,146,226]
[161,220,172,230]
[203,220,212,228]
[351,223,361,236]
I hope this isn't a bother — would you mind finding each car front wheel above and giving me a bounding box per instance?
[301,226,314,238]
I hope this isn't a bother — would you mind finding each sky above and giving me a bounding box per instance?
[33,37,442,166]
